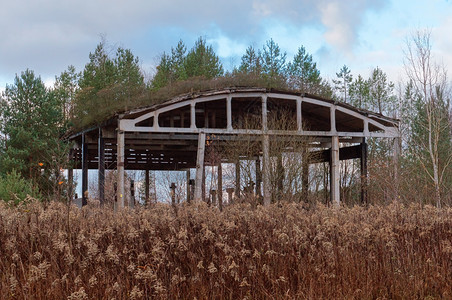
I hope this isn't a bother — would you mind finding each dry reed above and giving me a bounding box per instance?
[0,199,451,299]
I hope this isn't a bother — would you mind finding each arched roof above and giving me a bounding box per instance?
[68,87,400,171]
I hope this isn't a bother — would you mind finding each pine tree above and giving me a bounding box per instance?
[349,74,369,109]
[261,39,287,86]
[237,46,262,75]
[0,69,65,198]
[184,37,223,79]
[333,65,353,103]
[54,65,79,126]
[368,67,395,115]
[287,46,321,93]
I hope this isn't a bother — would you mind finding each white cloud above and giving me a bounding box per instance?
[0,0,392,87]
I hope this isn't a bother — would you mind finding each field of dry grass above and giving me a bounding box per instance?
[1,199,451,299]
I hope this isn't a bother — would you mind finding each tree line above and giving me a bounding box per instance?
[0,32,450,206]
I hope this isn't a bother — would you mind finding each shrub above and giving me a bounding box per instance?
[0,170,40,204]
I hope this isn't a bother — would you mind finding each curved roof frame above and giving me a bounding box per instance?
[119,88,400,138]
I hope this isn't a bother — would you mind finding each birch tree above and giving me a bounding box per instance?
[404,30,452,207]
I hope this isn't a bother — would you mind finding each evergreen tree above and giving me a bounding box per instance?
[0,70,65,198]
[287,46,321,93]
[349,74,369,109]
[151,40,187,89]
[184,37,223,79]
[333,65,353,103]
[78,40,116,90]
[237,46,262,75]
[170,40,188,81]
[368,67,395,115]
[54,65,79,126]
[151,52,172,90]
[74,40,144,126]
[261,39,287,86]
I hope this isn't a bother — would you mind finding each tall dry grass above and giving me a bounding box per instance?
[1,199,451,299]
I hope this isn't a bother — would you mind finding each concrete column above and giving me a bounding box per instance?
[210,189,216,206]
[262,95,268,131]
[170,183,176,204]
[297,98,302,131]
[190,102,196,129]
[277,154,284,196]
[226,187,234,205]
[263,134,271,206]
[98,128,105,205]
[117,130,125,209]
[130,180,135,207]
[226,95,232,131]
[194,132,206,201]
[81,133,88,207]
[302,149,309,202]
[330,135,340,206]
[393,136,401,199]
[67,148,74,202]
[360,139,368,204]
[202,164,206,202]
[235,160,241,198]
[255,158,261,197]
[186,170,191,202]
[330,106,336,133]
[145,168,150,206]
[218,163,223,211]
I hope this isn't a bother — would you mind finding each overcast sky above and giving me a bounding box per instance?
[1,0,452,90]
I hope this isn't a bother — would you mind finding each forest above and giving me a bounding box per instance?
[0,31,451,298]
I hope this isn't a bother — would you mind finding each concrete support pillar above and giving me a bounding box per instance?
[202,165,206,202]
[277,154,284,197]
[330,135,340,206]
[218,163,223,211]
[262,94,268,130]
[210,189,216,206]
[226,187,234,205]
[297,98,302,132]
[117,130,125,209]
[186,170,191,202]
[145,168,150,206]
[130,180,135,207]
[170,183,176,204]
[67,149,74,202]
[360,139,368,204]
[302,149,309,202]
[263,134,271,206]
[235,160,241,198]
[226,95,232,131]
[190,102,196,129]
[194,132,206,201]
[98,128,105,205]
[255,158,261,198]
[81,133,88,207]
[330,106,336,133]
[393,136,401,198]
